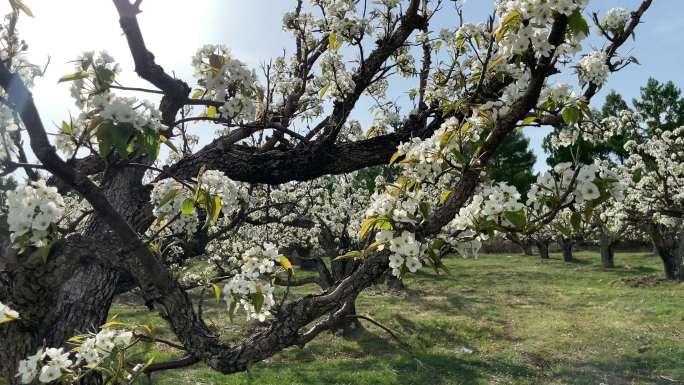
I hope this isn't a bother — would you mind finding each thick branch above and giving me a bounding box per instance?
[112,0,191,130]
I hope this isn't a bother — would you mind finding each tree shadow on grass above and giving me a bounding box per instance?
[340,328,536,385]
[552,349,684,385]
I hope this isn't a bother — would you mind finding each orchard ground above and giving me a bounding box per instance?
[112,252,684,385]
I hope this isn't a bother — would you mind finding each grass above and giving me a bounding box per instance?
[111,251,684,385]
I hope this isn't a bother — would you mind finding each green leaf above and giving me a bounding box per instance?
[335,250,362,260]
[562,106,581,126]
[252,286,264,314]
[207,106,218,118]
[495,11,520,42]
[61,121,73,135]
[358,217,377,240]
[157,188,181,208]
[202,193,221,229]
[388,151,402,166]
[568,9,590,37]
[212,284,222,301]
[13,0,33,17]
[94,66,115,86]
[159,135,179,153]
[570,211,582,232]
[434,40,442,53]
[57,71,90,83]
[419,201,431,219]
[328,32,341,51]
[96,121,115,158]
[439,190,452,205]
[38,240,54,263]
[521,116,536,126]
[110,123,134,158]
[181,198,195,215]
[319,83,330,98]
[504,210,527,228]
[191,89,203,99]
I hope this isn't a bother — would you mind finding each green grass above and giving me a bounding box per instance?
[111,252,684,385]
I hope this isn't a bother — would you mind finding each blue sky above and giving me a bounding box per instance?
[14,0,684,173]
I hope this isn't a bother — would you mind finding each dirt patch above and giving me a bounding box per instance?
[618,274,676,288]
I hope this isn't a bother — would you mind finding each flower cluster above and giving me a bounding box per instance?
[98,94,162,132]
[16,327,134,384]
[150,170,245,238]
[68,51,121,109]
[495,0,588,59]
[577,51,609,86]
[600,7,630,33]
[191,44,260,122]
[529,162,623,207]
[56,52,165,158]
[380,230,422,277]
[0,104,19,168]
[222,243,280,322]
[6,180,65,250]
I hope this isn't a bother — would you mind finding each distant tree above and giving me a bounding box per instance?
[489,130,536,196]
[633,78,684,132]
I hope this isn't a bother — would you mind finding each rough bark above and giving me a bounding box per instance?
[648,224,684,281]
[560,238,574,262]
[522,242,533,256]
[599,235,616,269]
[536,240,550,260]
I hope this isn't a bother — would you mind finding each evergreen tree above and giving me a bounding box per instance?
[489,130,536,195]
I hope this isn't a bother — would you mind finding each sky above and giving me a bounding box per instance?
[10,0,684,173]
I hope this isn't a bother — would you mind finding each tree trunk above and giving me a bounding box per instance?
[329,258,364,335]
[599,236,615,269]
[521,242,533,256]
[1,166,150,383]
[649,224,684,281]
[536,240,550,260]
[561,238,574,262]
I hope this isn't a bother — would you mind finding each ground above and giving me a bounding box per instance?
[112,251,684,385]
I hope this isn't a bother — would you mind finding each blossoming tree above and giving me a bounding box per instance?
[0,0,653,383]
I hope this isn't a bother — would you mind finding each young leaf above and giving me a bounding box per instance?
[58,71,90,83]
[207,106,218,118]
[319,83,330,98]
[570,211,582,231]
[279,255,294,274]
[209,195,222,224]
[389,151,402,166]
[157,188,181,209]
[61,121,73,135]
[439,190,452,205]
[521,116,536,126]
[96,121,114,158]
[335,250,362,260]
[562,106,581,126]
[504,210,527,228]
[159,135,179,153]
[212,284,222,301]
[181,198,195,215]
[13,0,33,17]
[568,9,590,36]
[358,217,377,240]
[252,286,264,314]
